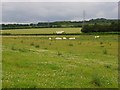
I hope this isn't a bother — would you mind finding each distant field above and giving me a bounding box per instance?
[2,28,81,34]
[2,35,118,88]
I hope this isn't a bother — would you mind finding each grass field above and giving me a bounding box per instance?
[2,28,81,34]
[2,34,118,88]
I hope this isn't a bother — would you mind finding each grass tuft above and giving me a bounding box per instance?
[103,49,107,55]
[44,47,47,50]
[21,40,23,43]
[57,51,62,56]
[90,71,112,87]
[35,45,40,48]
[30,42,34,46]
[11,46,16,51]
[18,48,28,52]
[91,72,102,87]
[78,42,81,45]
[68,43,73,46]
[104,64,111,69]
[100,42,103,45]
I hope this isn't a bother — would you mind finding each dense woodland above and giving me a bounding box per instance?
[1,18,119,33]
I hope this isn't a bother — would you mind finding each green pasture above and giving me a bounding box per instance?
[2,28,81,34]
[2,35,118,88]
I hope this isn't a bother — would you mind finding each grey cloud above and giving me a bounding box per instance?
[2,2,118,23]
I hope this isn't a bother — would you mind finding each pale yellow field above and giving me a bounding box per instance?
[2,28,81,34]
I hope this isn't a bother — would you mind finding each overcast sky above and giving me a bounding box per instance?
[1,0,119,2]
[2,2,118,23]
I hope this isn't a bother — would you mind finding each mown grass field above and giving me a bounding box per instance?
[2,34,118,88]
[2,28,81,34]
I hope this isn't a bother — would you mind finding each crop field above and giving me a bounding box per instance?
[2,28,81,34]
[2,34,118,88]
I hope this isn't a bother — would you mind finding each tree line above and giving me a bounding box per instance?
[1,21,83,30]
[81,21,119,33]
[1,18,119,33]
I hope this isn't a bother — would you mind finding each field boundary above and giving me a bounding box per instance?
[1,32,120,36]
